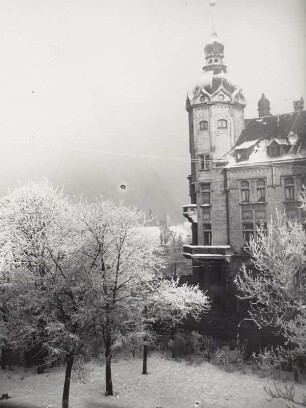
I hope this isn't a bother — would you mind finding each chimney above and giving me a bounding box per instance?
[293,96,304,112]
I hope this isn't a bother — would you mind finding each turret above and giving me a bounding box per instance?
[258,93,271,117]
[293,95,304,112]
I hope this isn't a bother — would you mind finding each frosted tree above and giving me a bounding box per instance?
[234,210,306,353]
[140,278,210,375]
[0,180,95,408]
[76,199,165,396]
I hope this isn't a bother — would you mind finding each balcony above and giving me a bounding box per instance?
[182,204,197,223]
[183,245,231,262]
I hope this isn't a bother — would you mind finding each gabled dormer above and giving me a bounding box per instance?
[266,139,290,158]
[234,140,257,162]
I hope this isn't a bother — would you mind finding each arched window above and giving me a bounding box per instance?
[241,181,250,203]
[284,177,295,201]
[218,119,227,129]
[257,179,266,202]
[214,58,218,63]
[199,121,208,130]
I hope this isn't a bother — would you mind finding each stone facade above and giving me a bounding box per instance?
[182,30,306,340]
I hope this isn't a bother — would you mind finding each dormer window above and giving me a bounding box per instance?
[268,145,281,157]
[267,139,290,158]
[199,121,208,130]
[218,119,227,129]
[237,149,247,162]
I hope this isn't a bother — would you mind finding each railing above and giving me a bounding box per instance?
[183,245,231,262]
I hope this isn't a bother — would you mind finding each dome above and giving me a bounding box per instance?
[187,33,246,107]
[204,37,224,60]
[195,71,237,96]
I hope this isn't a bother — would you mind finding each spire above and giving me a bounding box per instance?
[208,0,217,37]
[203,0,226,74]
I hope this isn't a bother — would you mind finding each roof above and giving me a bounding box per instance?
[235,140,257,150]
[226,110,306,167]
[236,111,306,148]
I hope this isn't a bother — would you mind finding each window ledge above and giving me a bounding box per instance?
[199,169,210,171]
[239,202,267,205]
[200,204,212,207]
[283,200,297,203]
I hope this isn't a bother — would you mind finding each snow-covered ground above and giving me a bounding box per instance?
[0,354,304,408]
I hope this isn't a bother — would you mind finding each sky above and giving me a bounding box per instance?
[0,0,305,222]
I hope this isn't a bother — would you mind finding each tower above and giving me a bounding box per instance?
[184,0,246,247]
[293,95,304,112]
[258,93,271,117]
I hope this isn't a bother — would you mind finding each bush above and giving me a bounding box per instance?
[212,346,244,372]
[168,331,205,361]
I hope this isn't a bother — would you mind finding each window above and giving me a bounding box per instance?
[257,179,266,202]
[285,209,298,219]
[243,222,254,244]
[218,119,227,129]
[199,154,210,170]
[268,145,281,157]
[201,183,211,205]
[237,150,247,161]
[284,177,295,201]
[203,223,212,245]
[199,121,208,130]
[241,181,250,203]
[202,210,211,221]
[255,221,267,236]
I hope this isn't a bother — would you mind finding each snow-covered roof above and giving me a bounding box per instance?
[236,111,306,148]
[226,138,306,168]
[235,140,257,150]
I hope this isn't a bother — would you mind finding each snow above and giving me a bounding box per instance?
[196,70,213,90]
[226,138,306,167]
[235,140,257,150]
[214,72,238,88]
[1,354,304,408]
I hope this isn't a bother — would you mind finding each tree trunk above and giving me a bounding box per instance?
[1,346,7,370]
[171,328,176,359]
[142,344,148,375]
[62,353,74,408]
[105,335,113,396]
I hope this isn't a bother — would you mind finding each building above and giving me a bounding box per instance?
[182,3,306,339]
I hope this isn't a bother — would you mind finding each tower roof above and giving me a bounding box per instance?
[258,93,271,110]
[204,33,224,60]
[187,0,246,108]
